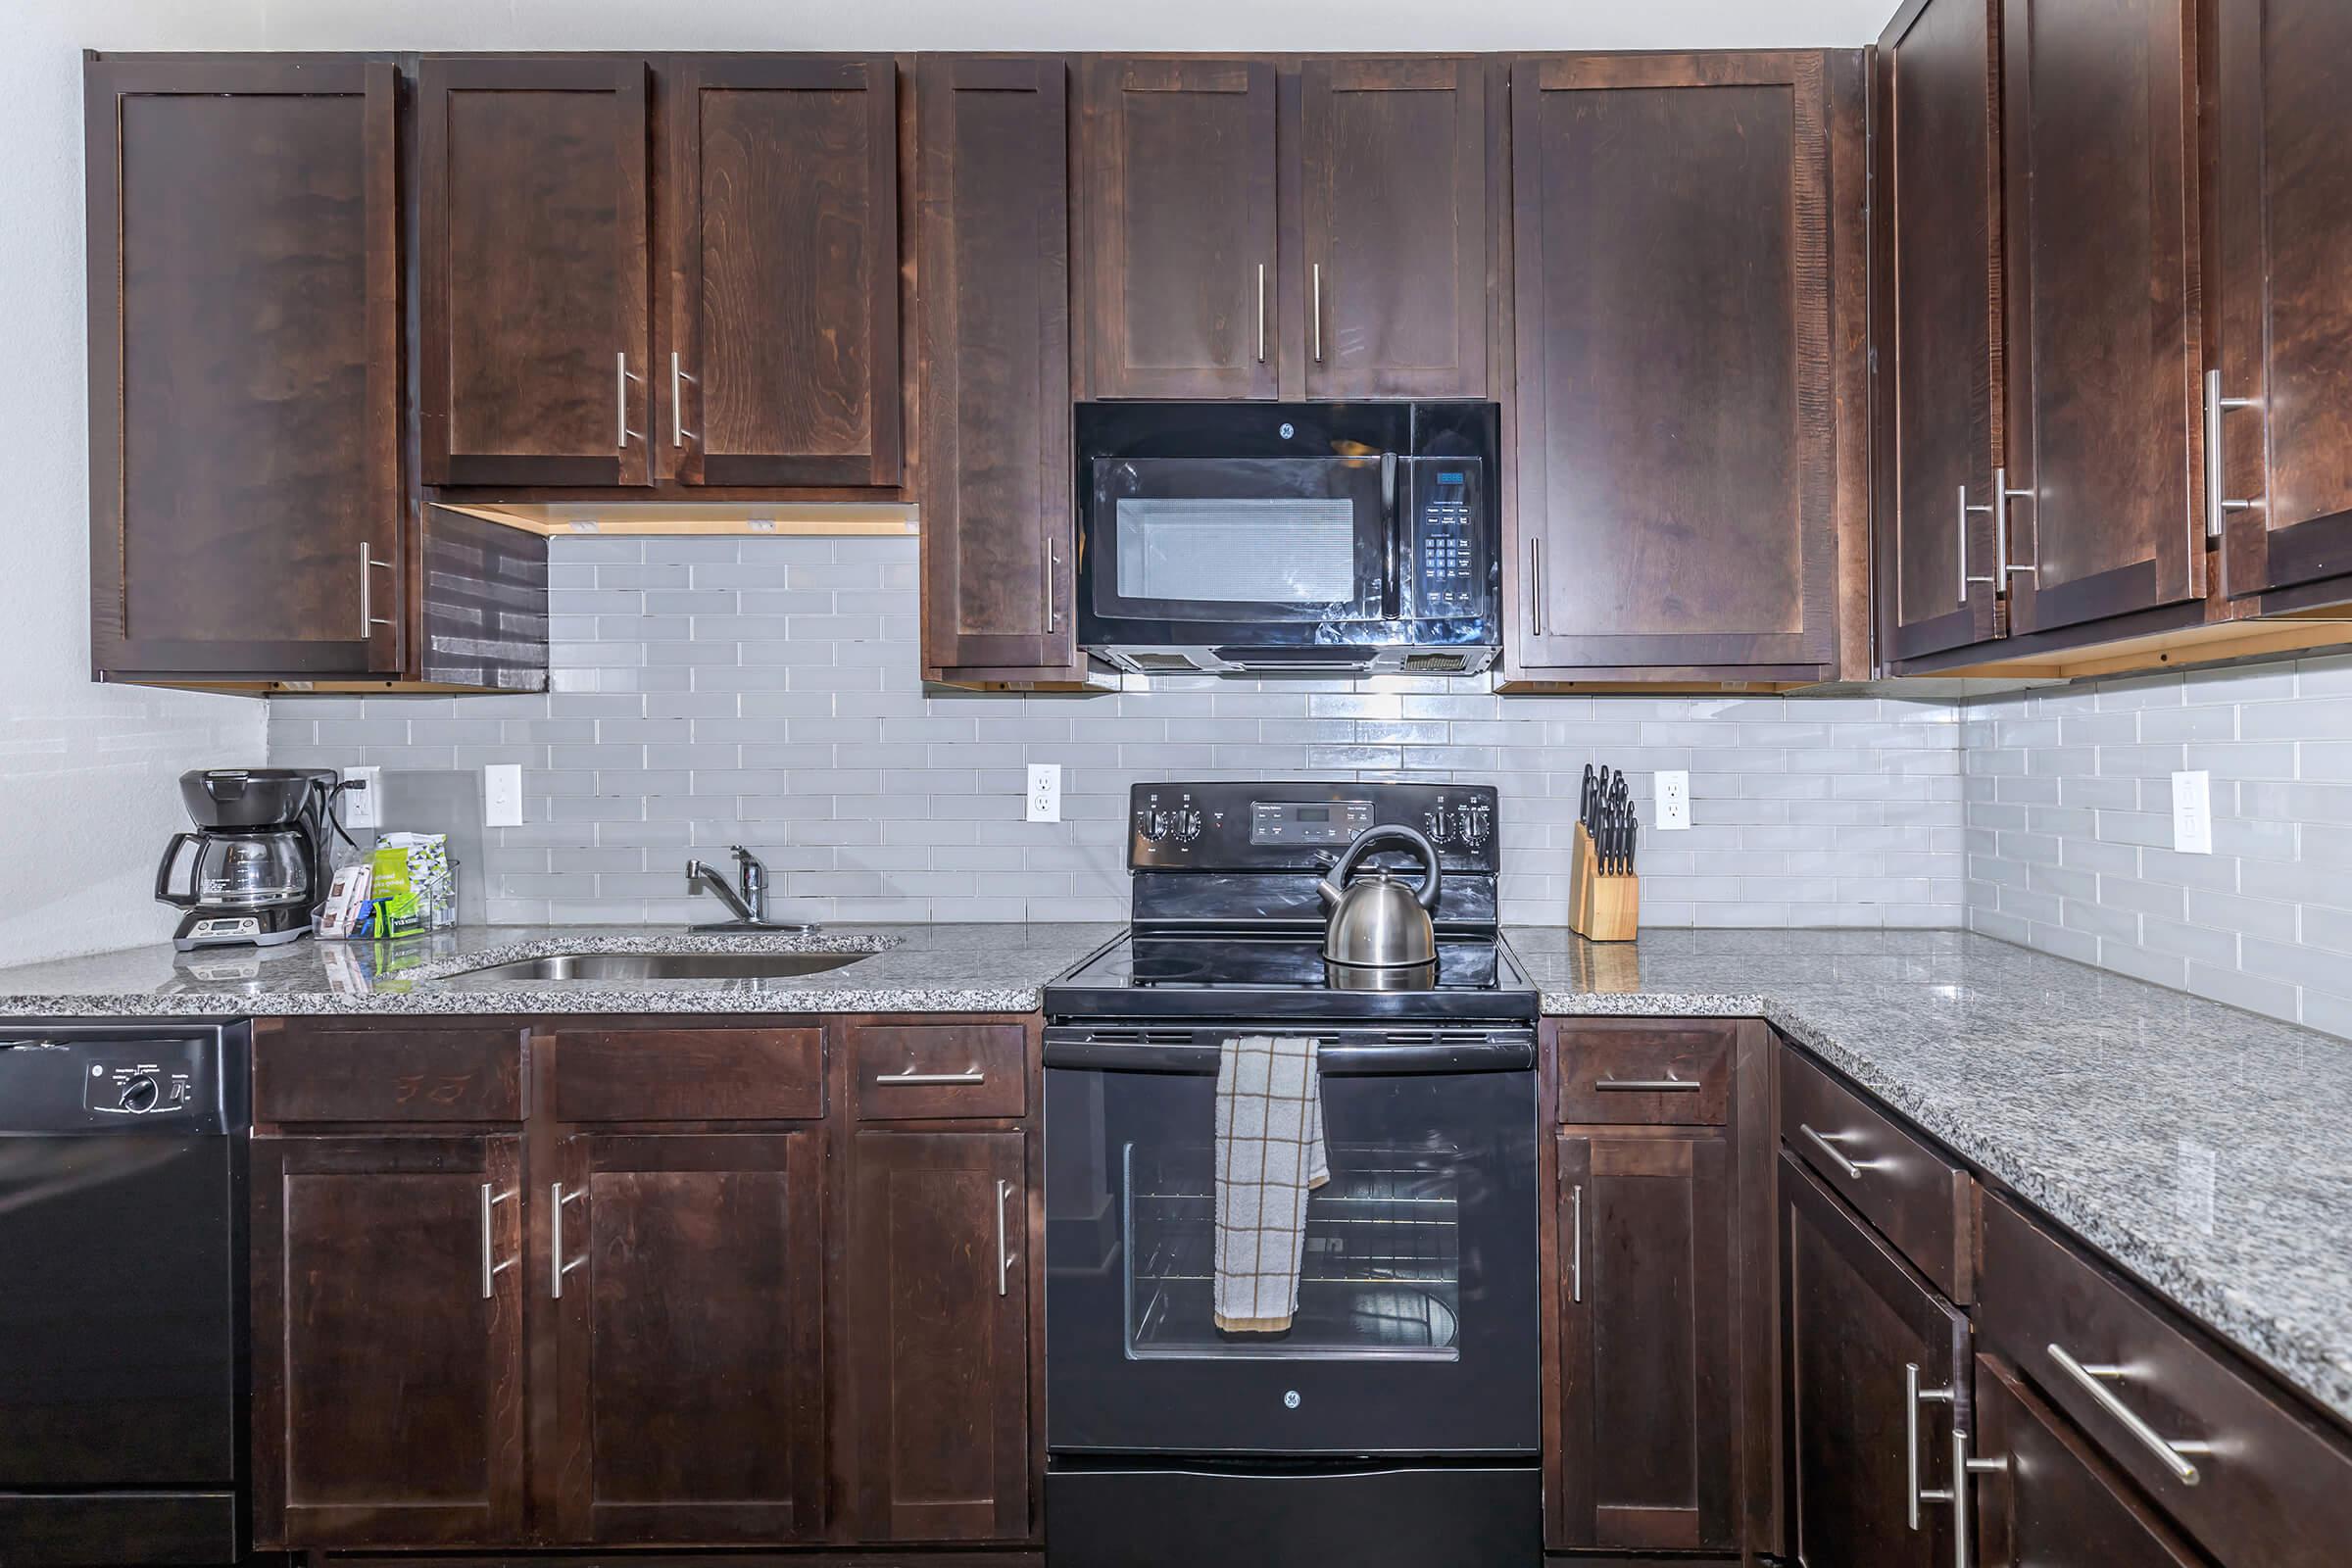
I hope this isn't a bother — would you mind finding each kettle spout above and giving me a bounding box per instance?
[1316,877,1345,908]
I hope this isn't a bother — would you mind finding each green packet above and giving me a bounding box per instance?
[369,844,424,937]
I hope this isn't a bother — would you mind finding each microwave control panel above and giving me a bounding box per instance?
[1407,460,1489,621]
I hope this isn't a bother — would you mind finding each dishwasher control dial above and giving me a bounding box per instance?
[117,1075,161,1115]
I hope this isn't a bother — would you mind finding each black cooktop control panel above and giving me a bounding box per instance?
[1128,781,1500,873]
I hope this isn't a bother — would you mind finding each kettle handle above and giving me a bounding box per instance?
[155,832,200,908]
[1321,823,1443,910]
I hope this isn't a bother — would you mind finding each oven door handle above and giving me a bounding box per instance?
[1042,1034,1536,1075]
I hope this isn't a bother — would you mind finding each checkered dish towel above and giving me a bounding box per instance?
[1213,1035,1330,1333]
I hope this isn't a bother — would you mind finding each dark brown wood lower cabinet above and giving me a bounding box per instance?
[1972,1354,2208,1567]
[1552,1130,1736,1553]
[251,1136,526,1549]
[552,1133,825,1544]
[847,1129,1030,1544]
[1781,1152,1971,1568]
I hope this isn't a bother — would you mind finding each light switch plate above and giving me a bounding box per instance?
[2172,769,2213,855]
[1655,770,1690,831]
[340,766,382,830]
[1026,763,1061,823]
[482,763,524,828]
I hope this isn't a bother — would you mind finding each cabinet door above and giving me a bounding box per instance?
[1972,1355,2208,1568]
[1511,53,1842,677]
[1552,1132,1736,1552]
[916,56,1079,682]
[251,1136,525,1548]
[2000,0,2202,634]
[85,57,401,678]
[665,56,902,488]
[1875,0,2007,662]
[1299,57,1489,399]
[1781,1152,1971,1568]
[551,1133,824,1544]
[420,57,651,487]
[1080,58,1279,399]
[2213,0,2352,599]
[847,1130,1029,1543]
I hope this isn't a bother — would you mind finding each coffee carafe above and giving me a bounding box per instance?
[156,768,339,951]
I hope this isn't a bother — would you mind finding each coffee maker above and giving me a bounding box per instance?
[155,768,340,951]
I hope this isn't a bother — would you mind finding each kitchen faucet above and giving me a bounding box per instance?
[685,846,816,932]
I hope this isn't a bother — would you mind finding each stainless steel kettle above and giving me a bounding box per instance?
[1317,824,1443,968]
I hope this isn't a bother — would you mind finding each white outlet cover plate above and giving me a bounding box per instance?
[1026,762,1061,823]
[2172,769,2213,855]
[1655,770,1691,831]
[341,765,382,830]
[483,763,524,828]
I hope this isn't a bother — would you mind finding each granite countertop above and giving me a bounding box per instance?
[0,922,1123,1017]
[1505,925,2352,1431]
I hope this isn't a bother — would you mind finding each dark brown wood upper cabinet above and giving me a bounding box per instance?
[1508,53,1850,679]
[551,1132,826,1544]
[2212,0,2352,600]
[1875,0,2008,664]
[250,1136,526,1549]
[1781,1153,1973,1568]
[1298,57,1490,399]
[664,56,902,488]
[846,1129,1030,1544]
[917,55,1080,684]
[1551,1131,1737,1554]
[85,56,402,680]
[419,57,651,488]
[1998,0,2203,636]
[1079,58,1280,399]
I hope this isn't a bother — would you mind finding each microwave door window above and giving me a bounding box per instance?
[1117,499,1359,608]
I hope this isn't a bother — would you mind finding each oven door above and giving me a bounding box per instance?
[1043,1025,1539,1457]
[1083,457,1396,635]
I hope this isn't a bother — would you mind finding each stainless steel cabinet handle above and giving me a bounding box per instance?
[1995,466,2036,581]
[995,1179,1015,1298]
[1527,539,1544,637]
[1569,1183,1584,1303]
[358,546,396,637]
[2045,1342,2209,1485]
[478,1183,516,1300]
[1960,484,1997,605]
[1312,263,1323,364]
[1045,544,1061,632]
[879,1064,985,1086]
[2203,368,2263,541]
[615,352,644,447]
[1950,1429,2008,1568]
[1905,1362,1957,1530]
[1256,264,1266,365]
[670,353,696,448]
[1595,1075,1701,1093]
[550,1182,587,1299]
[1798,1123,1876,1181]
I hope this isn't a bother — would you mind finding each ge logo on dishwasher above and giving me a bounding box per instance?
[1283,1391,1300,1410]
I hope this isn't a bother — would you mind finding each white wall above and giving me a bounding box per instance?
[0,0,1888,968]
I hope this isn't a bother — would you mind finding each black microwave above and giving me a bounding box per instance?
[1074,401,1500,675]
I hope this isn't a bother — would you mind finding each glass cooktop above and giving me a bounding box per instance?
[1045,932,1539,1024]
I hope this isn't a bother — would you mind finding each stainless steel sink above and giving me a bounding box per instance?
[445,952,867,984]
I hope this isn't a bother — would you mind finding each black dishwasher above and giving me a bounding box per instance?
[0,1022,249,1567]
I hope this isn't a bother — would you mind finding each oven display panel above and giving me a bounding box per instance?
[1249,800,1375,846]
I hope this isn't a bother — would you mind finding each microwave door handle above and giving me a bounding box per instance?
[1381,452,1401,621]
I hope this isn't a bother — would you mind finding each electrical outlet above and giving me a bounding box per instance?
[1655,770,1691,831]
[341,766,382,830]
[2172,769,2214,855]
[483,763,524,828]
[1026,763,1062,823]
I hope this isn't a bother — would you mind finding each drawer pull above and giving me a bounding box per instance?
[879,1064,986,1086]
[2045,1342,2208,1486]
[1905,1361,1957,1530]
[1799,1122,1879,1181]
[1596,1074,1701,1093]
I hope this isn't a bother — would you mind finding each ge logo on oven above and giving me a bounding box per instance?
[1283,1391,1300,1409]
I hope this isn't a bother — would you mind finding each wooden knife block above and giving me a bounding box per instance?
[1568,820,1640,943]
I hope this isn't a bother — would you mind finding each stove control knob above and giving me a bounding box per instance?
[118,1074,161,1114]
[1455,802,1492,847]
[1422,809,1454,845]
[1138,809,1170,843]
[1171,807,1204,844]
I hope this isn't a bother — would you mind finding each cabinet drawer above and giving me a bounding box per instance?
[1780,1045,1975,1302]
[1973,1353,2206,1568]
[849,1022,1028,1120]
[1980,1194,2352,1568]
[253,1022,526,1124]
[552,1025,824,1122]
[1555,1021,1731,1124]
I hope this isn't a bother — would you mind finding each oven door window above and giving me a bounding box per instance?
[1091,458,1391,624]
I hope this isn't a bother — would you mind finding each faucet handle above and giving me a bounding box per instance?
[729,844,759,867]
